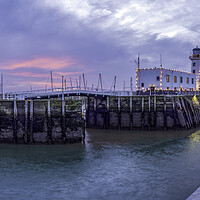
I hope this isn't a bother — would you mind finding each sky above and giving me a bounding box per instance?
[0,0,200,92]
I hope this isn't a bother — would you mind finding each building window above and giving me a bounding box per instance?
[174,76,177,83]
[193,70,195,74]
[157,76,160,81]
[166,75,169,82]
[141,83,144,87]
[187,77,189,84]
[193,62,196,66]
[192,78,194,84]
[180,77,183,83]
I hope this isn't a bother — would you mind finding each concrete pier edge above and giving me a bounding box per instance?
[187,187,200,200]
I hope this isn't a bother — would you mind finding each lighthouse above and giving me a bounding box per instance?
[189,46,200,90]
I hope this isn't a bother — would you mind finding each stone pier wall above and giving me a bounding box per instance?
[0,99,84,144]
[86,95,200,130]
[1,95,200,144]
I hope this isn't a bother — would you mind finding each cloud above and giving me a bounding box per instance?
[40,0,200,46]
[0,57,75,70]
[0,0,199,92]
[1,56,92,91]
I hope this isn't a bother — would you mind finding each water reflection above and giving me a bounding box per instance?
[0,128,200,200]
[189,130,200,146]
[86,128,194,146]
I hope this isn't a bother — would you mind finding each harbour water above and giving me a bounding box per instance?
[1,129,200,200]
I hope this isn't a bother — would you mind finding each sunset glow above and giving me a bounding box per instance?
[0,0,199,92]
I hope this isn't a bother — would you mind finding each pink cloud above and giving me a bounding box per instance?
[0,57,76,70]
[2,57,94,91]
[7,72,49,78]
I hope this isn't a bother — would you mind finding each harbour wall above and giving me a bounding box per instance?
[86,95,200,130]
[0,99,84,144]
[0,95,200,144]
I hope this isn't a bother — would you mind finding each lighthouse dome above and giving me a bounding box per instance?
[193,46,200,54]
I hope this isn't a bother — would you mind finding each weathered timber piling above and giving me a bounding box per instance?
[1,95,200,144]
[86,95,200,130]
[47,99,52,143]
[25,100,28,143]
[30,100,33,143]
[13,100,18,143]
[0,99,84,144]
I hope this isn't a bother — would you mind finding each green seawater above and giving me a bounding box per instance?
[0,128,200,200]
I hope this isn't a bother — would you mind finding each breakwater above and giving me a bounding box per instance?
[86,95,200,130]
[0,99,84,144]
[0,95,200,144]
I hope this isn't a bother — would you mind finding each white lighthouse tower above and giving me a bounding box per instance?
[190,46,200,90]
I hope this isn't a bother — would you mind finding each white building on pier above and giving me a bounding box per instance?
[136,46,199,92]
[136,68,196,91]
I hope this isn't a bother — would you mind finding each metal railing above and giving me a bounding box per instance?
[3,86,200,100]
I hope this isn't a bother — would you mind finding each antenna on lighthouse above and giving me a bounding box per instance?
[160,54,162,68]
[138,53,140,69]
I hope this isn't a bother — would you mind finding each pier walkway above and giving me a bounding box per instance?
[4,87,136,100]
[3,86,200,100]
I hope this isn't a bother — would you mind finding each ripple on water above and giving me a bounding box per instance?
[0,129,200,200]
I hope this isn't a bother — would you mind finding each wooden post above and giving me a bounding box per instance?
[185,99,195,127]
[106,96,109,110]
[172,96,177,128]
[106,96,110,128]
[13,100,18,143]
[94,97,97,127]
[130,96,133,113]
[30,100,33,143]
[25,100,28,143]
[196,109,200,124]
[118,97,120,111]
[148,96,151,130]
[148,96,151,112]
[190,103,198,125]
[198,109,200,124]
[142,97,144,112]
[85,97,89,128]
[130,96,133,130]
[154,96,156,128]
[94,97,97,111]
[164,96,167,130]
[47,100,52,143]
[154,96,156,112]
[61,99,66,143]
[118,97,121,129]
[181,97,192,128]
[176,97,187,129]
[85,97,88,110]
[141,97,144,130]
